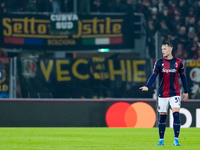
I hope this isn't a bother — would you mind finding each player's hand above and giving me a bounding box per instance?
[139,86,148,91]
[182,93,189,101]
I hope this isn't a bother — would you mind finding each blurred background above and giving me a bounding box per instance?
[1,0,200,99]
[0,0,200,127]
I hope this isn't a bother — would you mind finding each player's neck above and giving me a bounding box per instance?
[164,54,173,60]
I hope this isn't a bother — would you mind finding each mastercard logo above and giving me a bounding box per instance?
[106,102,156,128]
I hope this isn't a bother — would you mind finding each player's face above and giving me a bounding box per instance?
[162,44,172,58]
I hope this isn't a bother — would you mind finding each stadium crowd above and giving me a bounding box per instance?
[91,0,200,60]
[0,0,73,13]
[0,0,200,59]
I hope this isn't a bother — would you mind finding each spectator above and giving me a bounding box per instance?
[196,46,200,60]
[90,0,105,12]
[174,43,187,60]
[0,48,7,57]
[109,0,126,12]
[186,17,197,34]
[188,7,195,17]
[168,1,177,20]
[158,0,164,12]
[186,35,199,59]
[50,0,61,13]
[126,0,135,14]
[146,19,156,59]
[159,20,170,35]
[190,43,200,60]
[186,0,196,6]
[193,0,200,19]
[61,0,73,12]
[37,0,51,12]
[0,0,7,13]
[171,14,183,33]
[150,0,158,8]
[16,0,26,12]
[147,19,156,38]
[192,36,200,59]
[136,0,149,18]
[158,6,170,26]
[78,0,90,13]
[177,26,187,42]
[6,0,17,12]
[197,19,200,37]
[26,0,38,12]
[178,0,188,16]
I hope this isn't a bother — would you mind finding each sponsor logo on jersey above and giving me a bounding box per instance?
[162,68,176,73]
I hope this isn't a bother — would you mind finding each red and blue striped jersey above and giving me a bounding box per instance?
[153,57,184,98]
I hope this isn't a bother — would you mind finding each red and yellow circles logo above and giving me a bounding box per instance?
[106,102,156,128]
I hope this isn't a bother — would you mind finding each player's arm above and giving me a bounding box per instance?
[140,73,157,91]
[178,62,189,101]
[140,60,160,91]
[180,74,188,100]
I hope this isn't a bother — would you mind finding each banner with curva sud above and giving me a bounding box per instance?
[18,57,153,98]
[0,13,134,51]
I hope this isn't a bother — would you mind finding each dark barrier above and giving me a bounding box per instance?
[0,99,199,127]
[0,100,107,127]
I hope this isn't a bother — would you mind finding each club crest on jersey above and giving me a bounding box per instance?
[175,62,178,68]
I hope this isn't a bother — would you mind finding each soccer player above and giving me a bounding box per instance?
[139,41,188,146]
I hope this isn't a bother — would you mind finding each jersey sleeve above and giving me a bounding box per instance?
[178,61,188,93]
[178,61,184,75]
[153,60,161,75]
[146,73,157,88]
[180,73,188,93]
